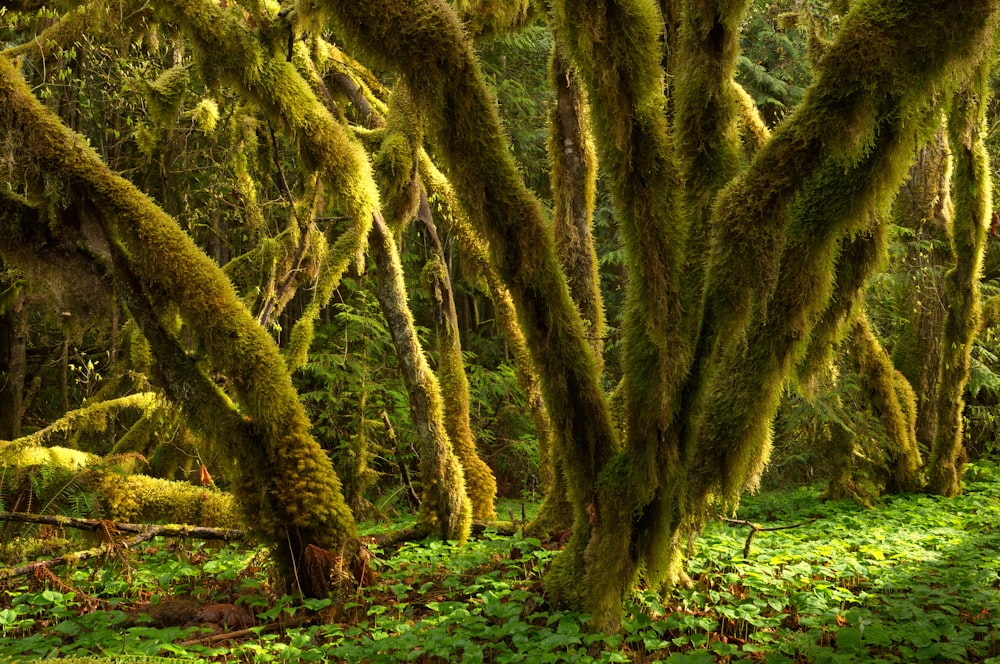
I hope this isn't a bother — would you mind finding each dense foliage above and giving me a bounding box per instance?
[3,0,1000,648]
[2,465,1000,661]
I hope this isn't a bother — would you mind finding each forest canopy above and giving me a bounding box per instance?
[3,0,1000,632]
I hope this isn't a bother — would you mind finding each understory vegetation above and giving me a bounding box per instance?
[2,464,1000,663]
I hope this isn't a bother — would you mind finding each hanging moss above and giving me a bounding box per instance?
[373,82,422,231]
[145,65,191,128]
[796,222,889,393]
[454,0,535,38]
[155,0,380,373]
[927,64,994,497]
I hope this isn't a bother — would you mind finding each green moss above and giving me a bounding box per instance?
[454,0,535,38]
[1,443,95,469]
[98,473,238,527]
[0,52,356,594]
[548,49,604,364]
[887,125,952,449]
[848,311,922,493]
[311,0,615,582]
[425,255,498,520]
[145,65,191,128]
[0,393,161,449]
[369,214,473,541]
[928,64,994,496]
[419,154,562,529]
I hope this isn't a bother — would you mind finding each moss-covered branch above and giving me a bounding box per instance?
[0,393,160,448]
[0,511,244,540]
[689,0,1000,514]
[152,0,378,374]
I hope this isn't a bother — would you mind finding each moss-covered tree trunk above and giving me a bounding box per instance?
[312,0,1000,630]
[844,310,921,494]
[311,0,618,578]
[0,54,357,596]
[368,214,473,540]
[421,208,497,521]
[687,0,998,523]
[371,80,485,529]
[530,45,601,535]
[927,67,994,496]
[419,156,556,526]
[549,49,603,363]
[890,126,953,450]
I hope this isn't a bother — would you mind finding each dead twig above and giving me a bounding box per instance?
[177,615,312,647]
[721,516,817,559]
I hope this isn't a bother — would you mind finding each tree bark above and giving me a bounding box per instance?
[927,67,993,496]
[890,126,952,450]
[368,213,473,541]
[420,202,498,521]
[0,279,27,440]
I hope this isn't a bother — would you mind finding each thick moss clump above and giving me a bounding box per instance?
[98,474,238,527]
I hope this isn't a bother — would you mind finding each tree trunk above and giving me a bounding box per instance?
[927,67,993,496]
[0,279,27,440]
[0,54,358,597]
[890,126,952,450]
[845,310,922,494]
[421,202,497,521]
[368,213,473,541]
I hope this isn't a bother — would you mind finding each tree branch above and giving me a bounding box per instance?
[721,516,817,559]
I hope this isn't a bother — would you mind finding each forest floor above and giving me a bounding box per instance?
[1,463,1000,663]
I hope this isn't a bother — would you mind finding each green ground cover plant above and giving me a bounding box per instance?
[1,472,999,662]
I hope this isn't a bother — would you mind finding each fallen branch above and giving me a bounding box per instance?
[721,516,817,559]
[0,513,245,581]
[0,511,244,540]
[177,615,312,647]
[0,528,156,581]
